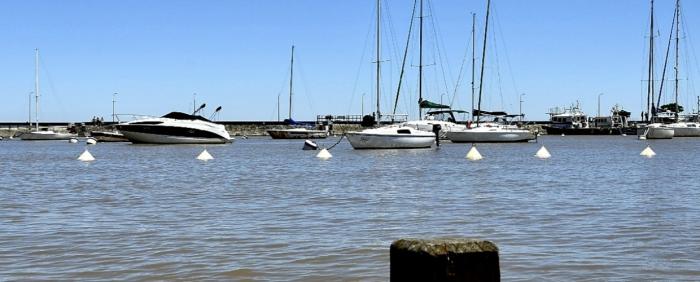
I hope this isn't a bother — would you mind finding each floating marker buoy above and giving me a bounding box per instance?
[303,139,318,150]
[86,137,97,145]
[621,133,627,137]
[197,149,214,161]
[316,148,332,159]
[78,149,95,161]
[535,145,551,159]
[638,135,647,140]
[561,133,565,137]
[466,145,483,161]
[640,146,656,157]
[69,138,78,143]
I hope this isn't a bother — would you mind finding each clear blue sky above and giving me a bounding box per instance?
[2,0,699,122]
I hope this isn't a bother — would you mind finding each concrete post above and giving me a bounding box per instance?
[390,238,499,282]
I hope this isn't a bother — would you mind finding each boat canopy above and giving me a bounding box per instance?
[426,110,469,115]
[419,100,450,109]
[473,109,523,118]
[162,112,212,122]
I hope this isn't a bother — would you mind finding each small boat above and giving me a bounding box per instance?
[268,46,329,140]
[89,130,129,142]
[117,111,232,144]
[303,139,318,150]
[346,125,435,149]
[268,127,328,139]
[20,49,77,141]
[637,123,674,139]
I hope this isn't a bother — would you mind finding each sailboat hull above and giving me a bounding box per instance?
[446,128,535,143]
[346,127,435,149]
[267,129,328,139]
[637,125,674,139]
[20,131,76,140]
[668,123,700,137]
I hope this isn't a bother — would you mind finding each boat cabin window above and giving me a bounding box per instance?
[131,121,163,125]
[397,129,412,134]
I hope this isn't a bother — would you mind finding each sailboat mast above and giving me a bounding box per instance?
[476,0,491,126]
[674,0,680,120]
[647,0,655,122]
[471,13,476,122]
[376,0,381,122]
[34,48,39,131]
[289,45,294,121]
[418,0,423,120]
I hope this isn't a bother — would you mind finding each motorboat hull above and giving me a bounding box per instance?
[117,124,231,144]
[19,131,77,141]
[267,129,328,139]
[119,130,231,144]
[446,129,535,143]
[346,132,434,149]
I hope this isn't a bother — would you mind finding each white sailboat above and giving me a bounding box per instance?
[266,46,328,139]
[20,49,77,141]
[346,0,436,149]
[663,0,700,137]
[639,0,674,139]
[445,0,535,143]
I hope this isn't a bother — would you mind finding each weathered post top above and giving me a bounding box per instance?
[390,238,500,282]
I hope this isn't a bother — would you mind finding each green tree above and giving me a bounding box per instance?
[660,103,684,113]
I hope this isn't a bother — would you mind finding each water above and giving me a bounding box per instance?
[1,136,699,281]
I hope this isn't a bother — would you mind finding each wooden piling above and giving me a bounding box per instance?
[390,238,499,282]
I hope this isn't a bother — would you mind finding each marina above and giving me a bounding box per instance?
[3,0,700,280]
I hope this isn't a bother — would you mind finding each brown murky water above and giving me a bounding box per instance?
[1,136,699,280]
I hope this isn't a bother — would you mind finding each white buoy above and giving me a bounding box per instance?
[316,148,332,160]
[638,135,647,140]
[69,138,78,143]
[86,137,97,145]
[465,145,483,161]
[197,149,214,161]
[561,133,565,137]
[535,145,551,159]
[640,146,656,158]
[621,133,627,137]
[77,149,95,162]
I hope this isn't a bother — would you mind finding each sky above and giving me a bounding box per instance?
[2,0,700,122]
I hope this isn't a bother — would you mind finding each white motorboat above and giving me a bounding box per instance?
[346,125,435,149]
[20,49,77,141]
[116,112,232,144]
[89,130,129,142]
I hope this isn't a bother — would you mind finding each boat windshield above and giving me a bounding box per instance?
[162,112,212,122]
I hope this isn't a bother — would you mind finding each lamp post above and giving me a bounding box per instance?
[193,93,197,114]
[519,93,525,122]
[28,91,33,127]
[361,93,365,116]
[597,93,604,127]
[277,93,281,122]
[112,92,118,123]
[440,93,445,105]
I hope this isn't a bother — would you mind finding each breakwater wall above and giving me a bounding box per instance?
[0,121,367,138]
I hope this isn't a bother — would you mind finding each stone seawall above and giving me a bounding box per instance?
[0,124,366,138]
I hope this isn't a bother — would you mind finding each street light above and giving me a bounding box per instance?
[112,92,118,123]
[277,93,281,122]
[28,91,33,127]
[519,93,526,122]
[440,93,445,105]
[361,93,365,116]
[597,93,604,127]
